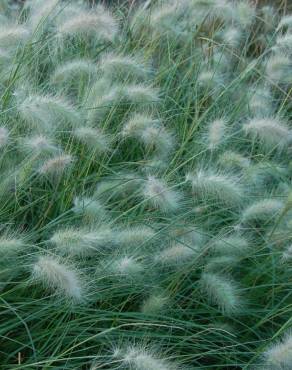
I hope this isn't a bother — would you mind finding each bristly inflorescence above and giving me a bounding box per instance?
[0,0,291,368]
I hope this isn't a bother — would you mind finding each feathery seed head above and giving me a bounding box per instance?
[200,272,242,315]
[274,34,292,55]
[73,197,108,222]
[241,199,284,226]
[0,127,9,148]
[20,135,59,156]
[211,235,249,257]
[263,332,292,369]
[156,244,197,265]
[244,117,291,151]
[73,127,110,154]
[266,54,292,84]
[50,227,114,257]
[218,151,250,171]
[235,2,256,29]
[17,94,81,131]
[32,255,83,302]
[122,113,159,138]
[0,24,30,48]
[186,170,243,206]
[141,293,169,314]
[51,59,96,85]
[57,6,118,43]
[99,53,151,82]
[277,15,292,32]
[123,84,160,106]
[39,154,74,177]
[0,236,23,258]
[249,85,274,117]
[142,176,181,212]
[282,245,292,261]
[207,119,226,150]
[117,345,178,370]
[222,27,242,48]
[111,256,143,277]
[116,225,156,247]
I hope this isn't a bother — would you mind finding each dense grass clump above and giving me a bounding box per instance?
[0,0,291,368]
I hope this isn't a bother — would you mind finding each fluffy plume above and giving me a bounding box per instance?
[141,293,169,315]
[122,113,174,156]
[95,171,143,200]
[0,236,23,258]
[266,55,292,84]
[32,256,83,302]
[218,151,250,171]
[249,85,274,117]
[222,27,242,48]
[39,154,74,177]
[57,6,118,43]
[235,1,256,29]
[123,84,160,106]
[116,225,156,246]
[20,135,59,156]
[0,24,29,48]
[73,197,108,221]
[207,119,226,150]
[72,127,110,154]
[50,228,114,257]
[274,34,292,55]
[197,69,223,94]
[51,59,96,85]
[0,127,9,148]
[110,256,143,277]
[186,170,243,206]
[263,332,292,369]
[211,235,249,257]
[17,94,81,131]
[115,346,178,370]
[155,244,197,265]
[142,176,181,212]
[200,272,242,315]
[282,245,292,261]
[241,199,284,226]
[26,0,60,32]
[276,15,292,32]
[243,118,291,151]
[99,53,150,81]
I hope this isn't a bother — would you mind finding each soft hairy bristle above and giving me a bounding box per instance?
[142,176,181,212]
[241,199,284,226]
[141,293,169,314]
[186,170,243,206]
[73,127,110,154]
[116,345,178,370]
[0,24,30,48]
[263,332,292,369]
[266,55,292,85]
[50,227,114,257]
[57,6,118,43]
[32,255,83,302]
[155,244,197,265]
[39,154,74,177]
[51,59,96,85]
[243,117,291,150]
[200,272,242,315]
[0,127,9,148]
[0,236,23,257]
[17,94,81,131]
[207,119,226,150]
[99,52,151,81]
